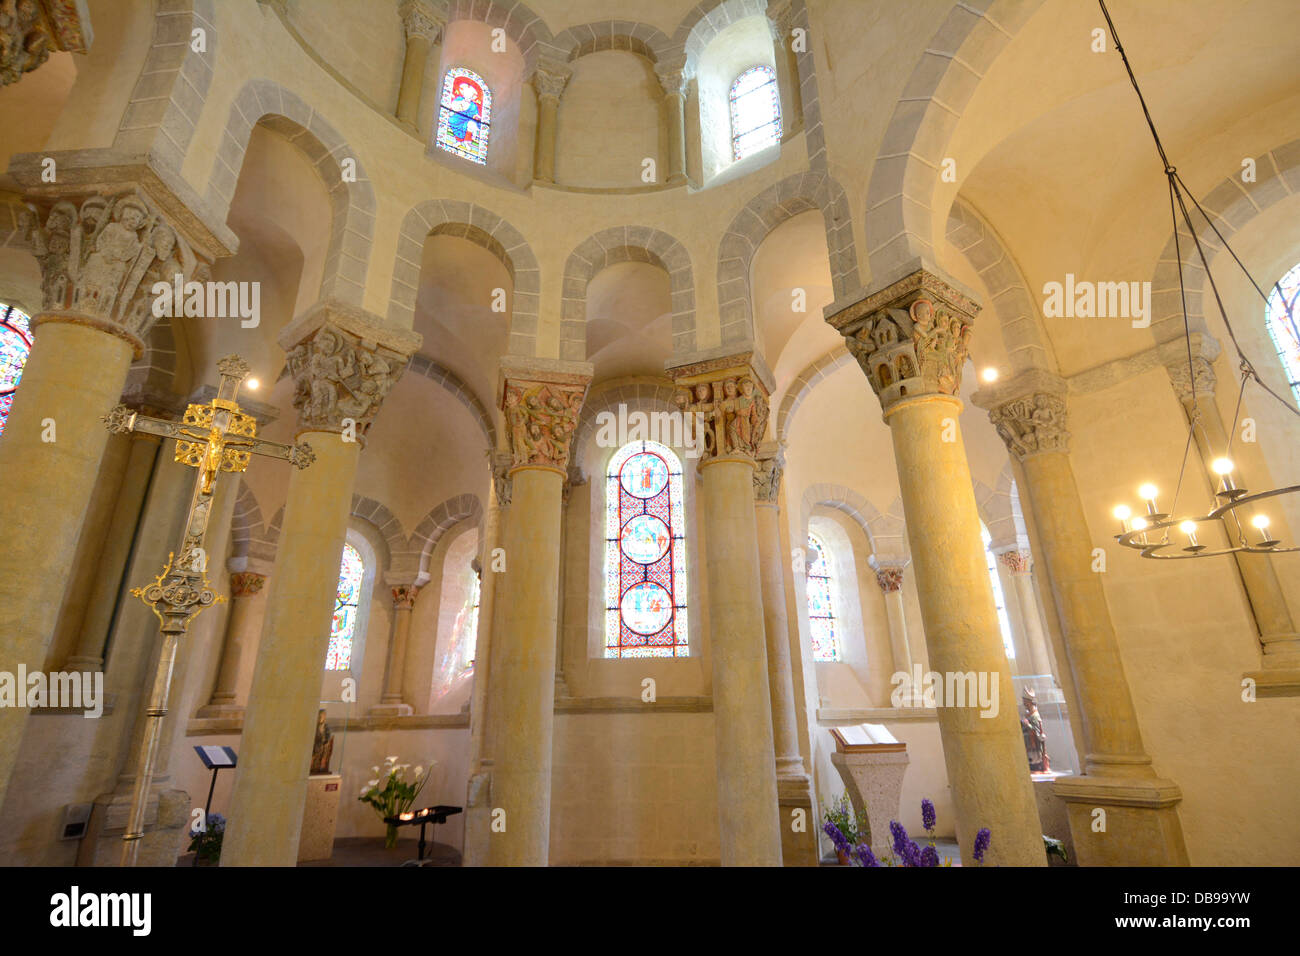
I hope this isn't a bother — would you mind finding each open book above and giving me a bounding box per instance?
[830,723,907,753]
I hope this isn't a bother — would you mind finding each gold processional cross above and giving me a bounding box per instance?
[102,354,314,866]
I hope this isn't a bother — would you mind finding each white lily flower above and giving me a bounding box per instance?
[385,755,398,763]
[371,766,379,774]
[367,779,379,787]
[414,766,423,777]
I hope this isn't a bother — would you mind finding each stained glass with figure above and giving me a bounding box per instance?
[806,533,841,662]
[1266,260,1300,407]
[436,67,492,164]
[327,543,363,670]
[729,65,781,161]
[605,440,688,657]
[0,304,33,438]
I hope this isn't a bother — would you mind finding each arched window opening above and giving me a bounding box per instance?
[981,525,1016,659]
[436,67,492,164]
[1265,261,1300,407]
[327,542,364,671]
[806,532,841,662]
[728,65,781,161]
[604,439,688,658]
[0,304,33,437]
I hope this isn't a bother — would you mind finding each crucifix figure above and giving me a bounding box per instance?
[103,354,314,866]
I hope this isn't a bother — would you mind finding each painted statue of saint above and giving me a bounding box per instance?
[310,708,333,775]
[1021,688,1050,773]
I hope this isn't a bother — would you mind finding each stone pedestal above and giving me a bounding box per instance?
[297,774,342,863]
[75,788,191,867]
[1054,775,1188,866]
[1032,772,1074,864]
[830,749,909,859]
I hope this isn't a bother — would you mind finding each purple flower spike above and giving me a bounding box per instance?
[823,820,850,853]
[902,839,924,867]
[853,843,880,867]
[920,844,940,867]
[973,827,991,864]
[889,820,910,857]
[921,798,936,833]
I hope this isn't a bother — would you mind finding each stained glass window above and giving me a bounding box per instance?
[982,526,1016,659]
[436,67,492,165]
[604,440,688,658]
[729,65,781,161]
[0,304,33,438]
[806,533,841,662]
[1265,261,1300,407]
[326,542,364,671]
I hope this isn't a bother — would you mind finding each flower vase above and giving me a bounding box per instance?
[836,848,850,866]
[385,823,399,849]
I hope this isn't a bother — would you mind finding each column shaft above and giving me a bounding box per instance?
[887,396,1044,865]
[701,457,783,866]
[666,91,687,184]
[200,571,266,715]
[0,320,133,808]
[1010,568,1053,677]
[222,435,360,865]
[755,503,802,775]
[395,34,432,128]
[534,93,560,183]
[486,467,563,866]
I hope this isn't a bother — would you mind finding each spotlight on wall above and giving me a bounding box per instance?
[246,377,260,391]
[980,367,999,383]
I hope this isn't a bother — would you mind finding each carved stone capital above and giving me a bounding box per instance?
[490,449,514,506]
[279,300,422,436]
[391,584,421,609]
[874,566,905,593]
[997,549,1033,575]
[753,441,784,503]
[826,269,981,413]
[668,352,770,462]
[1163,354,1217,404]
[500,361,591,473]
[988,392,1069,461]
[654,56,688,98]
[19,186,213,355]
[399,0,444,42]
[0,0,92,86]
[229,571,267,599]
[532,56,572,101]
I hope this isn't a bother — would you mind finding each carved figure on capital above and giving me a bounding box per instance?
[502,379,585,471]
[988,393,1069,461]
[679,374,768,460]
[840,296,973,406]
[285,326,404,433]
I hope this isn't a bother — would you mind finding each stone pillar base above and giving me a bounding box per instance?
[1054,775,1189,866]
[75,788,191,867]
[777,774,817,866]
[461,770,491,867]
[297,774,342,863]
[1244,666,1300,698]
[368,702,414,717]
[830,749,909,860]
[195,702,244,719]
[1032,774,1074,864]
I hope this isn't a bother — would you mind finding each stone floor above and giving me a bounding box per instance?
[178,836,462,867]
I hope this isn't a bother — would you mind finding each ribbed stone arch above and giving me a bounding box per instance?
[946,197,1056,374]
[204,79,376,307]
[674,0,770,69]
[407,493,484,580]
[388,199,540,356]
[799,482,906,559]
[349,495,406,570]
[405,353,496,450]
[552,21,674,63]
[777,345,852,442]
[572,380,679,479]
[974,466,1022,550]
[562,226,694,362]
[123,319,180,400]
[715,170,858,349]
[1148,136,1300,345]
[863,0,1044,283]
[113,0,217,171]
[231,480,273,564]
[444,0,558,71]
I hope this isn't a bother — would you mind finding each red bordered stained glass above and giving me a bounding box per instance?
[605,440,688,658]
[806,532,841,662]
[0,304,33,438]
[326,542,363,671]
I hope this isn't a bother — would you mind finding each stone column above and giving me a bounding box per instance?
[976,370,1189,865]
[65,429,161,669]
[196,569,267,718]
[463,453,511,867]
[656,61,688,185]
[531,58,572,184]
[997,550,1053,676]
[826,269,1045,866]
[484,360,590,866]
[395,0,444,131]
[673,355,783,866]
[372,583,420,716]
[1164,346,1300,696]
[869,560,912,677]
[222,302,420,866]
[0,183,221,811]
[765,0,803,135]
[754,443,816,865]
